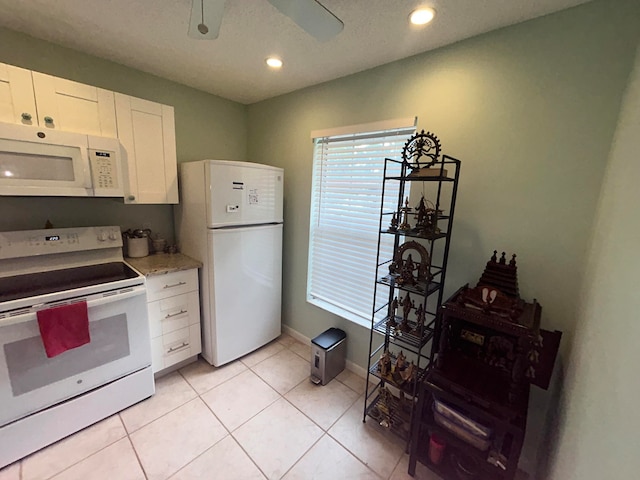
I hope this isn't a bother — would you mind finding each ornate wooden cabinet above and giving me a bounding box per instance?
[409,253,562,479]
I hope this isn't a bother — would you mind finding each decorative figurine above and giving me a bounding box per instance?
[378,350,392,376]
[402,130,442,168]
[395,350,407,371]
[389,212,399,232]
[389,297,398,320]
[411,303,426,335]
[414,195,441,237]
[389,240,432,287]
[400,254,417,286]
[398,197,412,231]
[401,294,412,324]
[414,196,428,231]
[399,299,413,333]
[388,296,399,329]
[378,386,393,428]
[400,361,417,383]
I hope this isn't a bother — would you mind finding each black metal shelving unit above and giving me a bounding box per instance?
[363,155,461,446]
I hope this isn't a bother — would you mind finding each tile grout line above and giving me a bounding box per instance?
[38,429,128,480]
[196,369,273,480]
[177,362,247,397]
[122,381,199,436]
[12,337,361,480]
[123,434,149,480]
[250,341,379,479]
[227,430,270,480]
[325,397,407,480]
[171,357,276,479]
[277,432,326,480]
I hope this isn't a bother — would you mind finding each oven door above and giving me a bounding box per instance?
[0,284,149,427]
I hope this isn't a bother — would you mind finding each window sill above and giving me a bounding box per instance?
[306,297,370,330]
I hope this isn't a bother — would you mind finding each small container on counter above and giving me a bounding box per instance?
[152,237,167,254]
[127,237,149,258]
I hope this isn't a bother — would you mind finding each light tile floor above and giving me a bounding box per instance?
[0,335,441,480]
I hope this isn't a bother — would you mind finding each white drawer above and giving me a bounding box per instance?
[148,291,200,339]
[145,269,198,302]
[150,323,202,373]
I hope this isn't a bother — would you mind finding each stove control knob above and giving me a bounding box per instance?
[98,232,107,242]
[109,231,118,241]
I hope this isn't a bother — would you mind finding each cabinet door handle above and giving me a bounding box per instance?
[44,116,54,124]
[167,341,189,353]
[21,112,32,121]
[164,309,187,319]
[127,195,136,201]
[163,281,186,289]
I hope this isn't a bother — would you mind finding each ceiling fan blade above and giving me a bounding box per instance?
[188,0,226,40]
[267,0,344,42]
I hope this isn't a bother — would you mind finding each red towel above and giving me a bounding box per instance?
[37,301,91,358]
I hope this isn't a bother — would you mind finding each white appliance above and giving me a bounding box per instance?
[0,121,124,197]
[0,226,153,468]
[176,160,283,366]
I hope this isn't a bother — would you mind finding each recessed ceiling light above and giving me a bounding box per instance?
[409,7,436,26]
[266,57,283,69]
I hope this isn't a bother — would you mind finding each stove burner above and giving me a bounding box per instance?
[0,263,140,304]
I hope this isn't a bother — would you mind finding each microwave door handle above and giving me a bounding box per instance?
[0,285,146,328]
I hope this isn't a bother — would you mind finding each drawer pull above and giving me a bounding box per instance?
[167,341,189,353]
[163,281,187,289]
[164,309,187,319]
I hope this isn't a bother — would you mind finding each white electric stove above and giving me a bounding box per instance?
[0,226,154,468]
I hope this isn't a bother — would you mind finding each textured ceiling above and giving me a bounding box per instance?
[0,0,591,104]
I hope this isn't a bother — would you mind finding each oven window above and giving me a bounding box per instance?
[4,314,130,396]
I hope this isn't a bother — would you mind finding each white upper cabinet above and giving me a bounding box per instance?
[0,63,37,125]
[31,72,117,137]
[0,62,179,205]
[115,93,178,204]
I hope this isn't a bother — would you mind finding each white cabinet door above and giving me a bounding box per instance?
[0,63,37,125]
[115,93,178,204]
[31,72,117,137]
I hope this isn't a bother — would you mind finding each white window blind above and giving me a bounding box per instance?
[307,123,415,326]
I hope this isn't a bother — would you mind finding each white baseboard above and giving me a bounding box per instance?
[282,324,367,380]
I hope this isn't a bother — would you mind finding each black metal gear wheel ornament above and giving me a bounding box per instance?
[402,130,442,169]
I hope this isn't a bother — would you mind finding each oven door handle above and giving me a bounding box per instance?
[87,285,146,308]
[0,285,146,328]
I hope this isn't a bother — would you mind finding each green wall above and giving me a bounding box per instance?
[246,0,640,475]
[0,27,247,239]
[547,44,640,480]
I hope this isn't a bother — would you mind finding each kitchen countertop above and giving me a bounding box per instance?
[125,253,202,276]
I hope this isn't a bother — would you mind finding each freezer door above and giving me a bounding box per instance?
[206,224,282,365]
[205,161,283,228]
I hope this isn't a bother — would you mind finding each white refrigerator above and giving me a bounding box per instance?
[176,160,283,366]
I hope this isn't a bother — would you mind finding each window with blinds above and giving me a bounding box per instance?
[307,122,415,326]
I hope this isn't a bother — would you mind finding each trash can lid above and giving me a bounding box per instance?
[312,327,347,350]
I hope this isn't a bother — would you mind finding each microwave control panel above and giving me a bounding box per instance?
[88,149,120,191]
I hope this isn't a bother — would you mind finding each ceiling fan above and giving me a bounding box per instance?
[189,0,344,42]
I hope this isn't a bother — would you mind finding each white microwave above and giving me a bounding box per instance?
[0,122,124,197]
